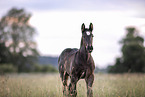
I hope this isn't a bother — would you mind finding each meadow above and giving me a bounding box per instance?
[0,73,145,97]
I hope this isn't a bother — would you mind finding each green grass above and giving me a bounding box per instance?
[0,73,145,97]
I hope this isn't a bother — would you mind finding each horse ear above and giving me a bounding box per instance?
[81,23,85,32]
[89,23,93,31]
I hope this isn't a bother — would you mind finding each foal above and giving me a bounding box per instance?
[58,23,95,97]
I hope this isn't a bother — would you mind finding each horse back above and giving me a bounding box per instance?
[58,48,78,74]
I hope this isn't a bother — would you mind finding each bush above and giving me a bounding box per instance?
[0,64,58,73]
[0,64,17,73]
[34,64,58,73]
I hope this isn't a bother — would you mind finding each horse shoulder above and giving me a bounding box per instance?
[85,56,95,76]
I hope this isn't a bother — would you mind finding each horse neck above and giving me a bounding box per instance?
[79,36,92,62]
[79,43,89,62]
[80,37,83,48]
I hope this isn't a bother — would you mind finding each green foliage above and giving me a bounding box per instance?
[0,64,58,73]
[0,64,17,73]
[0,7,39,72]
[109,27,145,73]
[0,43,11,63]
[34,64,58,73]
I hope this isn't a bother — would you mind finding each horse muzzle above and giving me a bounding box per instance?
[87,45,93,53]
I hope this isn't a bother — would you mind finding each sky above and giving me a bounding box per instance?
[0,0,145,68]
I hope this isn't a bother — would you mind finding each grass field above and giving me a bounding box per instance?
[0,73,145,97]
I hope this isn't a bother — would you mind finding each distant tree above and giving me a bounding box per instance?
[0,8,39,72]
[109,27,145,73]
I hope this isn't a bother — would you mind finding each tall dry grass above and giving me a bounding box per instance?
[0,73,145,97]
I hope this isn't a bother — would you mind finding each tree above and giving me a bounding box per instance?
[109,27,145,73]
[0,8,39,72]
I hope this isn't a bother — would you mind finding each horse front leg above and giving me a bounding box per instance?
[68,76,78,97]
[61,71,68,96]
[85,74,94,97]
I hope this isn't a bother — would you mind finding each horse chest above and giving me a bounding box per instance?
[71,63,92,79]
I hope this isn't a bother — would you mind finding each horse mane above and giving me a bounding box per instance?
[80,36,83,48]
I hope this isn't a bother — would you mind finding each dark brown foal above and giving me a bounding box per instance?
[58,23,95,97]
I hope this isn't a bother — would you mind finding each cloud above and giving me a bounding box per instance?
[1,0,145,12]
[0,0,145,19]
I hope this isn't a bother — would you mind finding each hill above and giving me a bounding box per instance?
[38,56,59,67]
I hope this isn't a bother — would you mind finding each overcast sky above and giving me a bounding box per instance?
[0,0,145,68]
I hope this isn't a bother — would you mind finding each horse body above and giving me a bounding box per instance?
[58,48,78,76]
[58,23,95,97]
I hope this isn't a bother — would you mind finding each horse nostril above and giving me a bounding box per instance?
[87,46,93,53]
[90,46,93,50]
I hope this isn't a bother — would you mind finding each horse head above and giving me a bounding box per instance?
[81,23,94,53]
